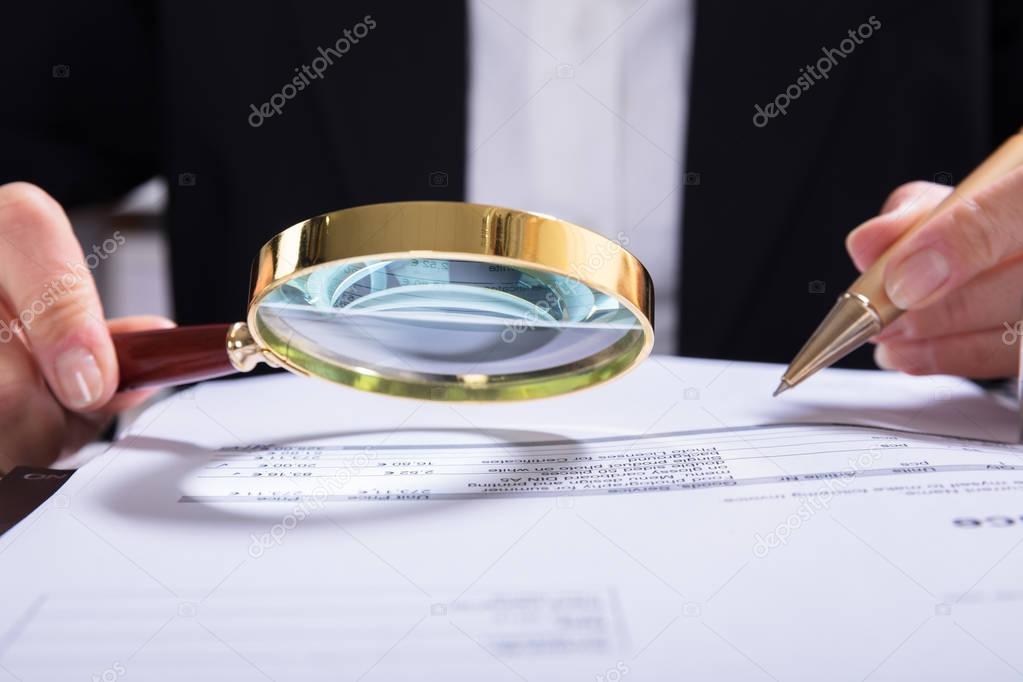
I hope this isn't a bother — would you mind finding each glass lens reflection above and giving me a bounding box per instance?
[254,258,641,379]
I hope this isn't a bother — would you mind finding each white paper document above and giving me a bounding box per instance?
[1,356,1022,681]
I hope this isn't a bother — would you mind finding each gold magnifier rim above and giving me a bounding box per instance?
[242,201,655,401]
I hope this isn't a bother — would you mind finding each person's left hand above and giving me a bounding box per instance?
[846,169,1023,379]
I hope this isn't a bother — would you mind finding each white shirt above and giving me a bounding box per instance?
[467,0,694,354]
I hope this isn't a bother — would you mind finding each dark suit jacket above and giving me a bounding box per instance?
[2,1,1021,368]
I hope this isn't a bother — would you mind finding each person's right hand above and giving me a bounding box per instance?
[846,171,1023,379]
[0,182,173,470]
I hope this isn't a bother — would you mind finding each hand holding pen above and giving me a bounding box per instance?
[779,129,1023,392]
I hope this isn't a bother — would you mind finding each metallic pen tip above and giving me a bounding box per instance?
[772,380,790,398]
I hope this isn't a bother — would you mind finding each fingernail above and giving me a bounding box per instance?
[54,346,103,409]
[874,345,895,370]
[886,249,950,309]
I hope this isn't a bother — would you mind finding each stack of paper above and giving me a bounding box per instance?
[1,357,1020,681]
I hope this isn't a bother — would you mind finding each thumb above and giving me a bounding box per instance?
[62,316,175,456]
[101,316,177,415]
[880,167,1023,311]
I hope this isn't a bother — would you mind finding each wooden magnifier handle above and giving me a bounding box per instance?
[112,323,241,391]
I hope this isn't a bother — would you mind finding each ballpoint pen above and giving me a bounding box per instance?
[776,127,1023,396]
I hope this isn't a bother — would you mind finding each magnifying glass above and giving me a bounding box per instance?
[113,202,654,401]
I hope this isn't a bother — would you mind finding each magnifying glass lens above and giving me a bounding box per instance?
[253,258,643,392]
[109,202,653,398]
